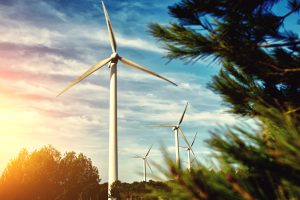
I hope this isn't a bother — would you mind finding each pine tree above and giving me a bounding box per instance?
[149,0,300,199]
[149,0,300,118]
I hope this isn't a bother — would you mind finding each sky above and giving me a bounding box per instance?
[0,0,256,182]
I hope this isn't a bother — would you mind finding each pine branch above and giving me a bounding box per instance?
[226,175,255,200]
[258,61,300,73]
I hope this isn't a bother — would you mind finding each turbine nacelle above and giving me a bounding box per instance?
[111,52,118,59]
[150,102,194,161]
[172,126,179,131]
[109,53,119,66]
[132,144,153,179]
[57,52,177,97]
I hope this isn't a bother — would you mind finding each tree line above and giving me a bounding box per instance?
[1,0,299,199]
[0,146,170,200]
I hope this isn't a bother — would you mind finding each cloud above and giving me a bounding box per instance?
[0,0,252,183]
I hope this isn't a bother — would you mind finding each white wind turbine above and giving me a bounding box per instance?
[133,144,153,182]
[57,0,177,195]
[180,132,197,171]
[152,102,194,168]
[185,157,198,170]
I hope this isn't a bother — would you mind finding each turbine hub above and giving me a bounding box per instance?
[109,53,119,67]
[111,52,118,58]
[172,126,179,131]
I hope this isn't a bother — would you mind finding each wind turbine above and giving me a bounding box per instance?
[57,0,177,195]
[180,132,197,171]
[152,102,194,168]
[133,144,153,182]
[185,157,198,171]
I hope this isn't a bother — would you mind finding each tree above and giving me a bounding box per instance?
[110,180,170,200]
[150,106,300,199]
[58,151,99,200]
[149,0,300,199]
[149,0,300,118]
[0,145,100,200]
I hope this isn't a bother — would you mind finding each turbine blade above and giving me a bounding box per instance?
[191,132,198,147]
[148,124,176,127]
[145,144,153,157]
[146,159,153,173]
[191,156,198,164]
[101,0,117,52]
[178,102,188,125]
[57,57,112,97]
[132,154,143,159]
[119,56,177,86]
[178,128,195,156]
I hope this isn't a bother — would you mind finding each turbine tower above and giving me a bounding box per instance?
[57,0,177,196]
[184,157,198,171]
[133,144,153,182]
[180,132,197,171]
[153,102,194,168]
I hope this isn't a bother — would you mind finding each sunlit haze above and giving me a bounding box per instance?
[0,0,248,182]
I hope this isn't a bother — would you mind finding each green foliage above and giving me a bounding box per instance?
[110,180,170,200]
[149,0,300,117]
[149,106,300,200]
[0,145,100,200]
[149,152,238,200]
[208,105,300,199]
[0,147,171,200]
[149,0,300,199]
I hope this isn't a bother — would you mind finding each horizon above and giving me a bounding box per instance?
[0,0,265,182]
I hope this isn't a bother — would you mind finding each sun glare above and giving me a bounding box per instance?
[0,87,39,172]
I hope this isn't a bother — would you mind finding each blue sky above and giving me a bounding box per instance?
[0,0,258,182]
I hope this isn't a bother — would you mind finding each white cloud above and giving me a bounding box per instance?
[0,0,254,183]
[116,34,163,53]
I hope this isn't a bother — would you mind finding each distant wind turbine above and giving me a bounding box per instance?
[184,156,198,171]
[152,102,194,168]
[57,0,177,196]
[133,144,153,182]
[180,132,197,171]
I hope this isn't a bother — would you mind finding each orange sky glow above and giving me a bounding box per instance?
[0,0,241,182]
